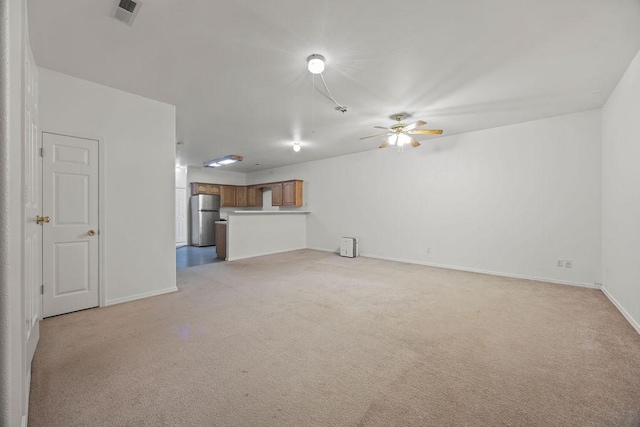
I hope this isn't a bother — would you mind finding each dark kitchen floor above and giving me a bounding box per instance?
[176,245,222,269]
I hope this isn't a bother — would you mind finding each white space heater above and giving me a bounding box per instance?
[340,237,359,258]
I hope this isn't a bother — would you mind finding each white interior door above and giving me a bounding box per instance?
[24,18,40,366]
[42,132,99,318]
[176,188,187,246]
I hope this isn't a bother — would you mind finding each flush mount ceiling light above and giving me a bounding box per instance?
[293,142,301,152]
[203,154,243,168]
[307,54,325,74]
[306,53,347,113]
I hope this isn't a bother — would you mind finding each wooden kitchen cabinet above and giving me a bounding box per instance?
[191,182,220,196]
[271,183,283,206]
[247,186,263,207]
[220,185,236,207]
[256,187,263,206]
[235,186,247,207]
[247,186,256,207]
[191,180,301,207]
[215,223,227,260]
[282,180,303,207]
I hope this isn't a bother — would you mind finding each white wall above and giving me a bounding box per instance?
[175,167,188,246]
[602,49,640,333]
[39,68,177,305]
[249,110,602,287]
[227,213,308,261]
[1,1,27,425]
[175,166,188,188]
[187,166,246,186]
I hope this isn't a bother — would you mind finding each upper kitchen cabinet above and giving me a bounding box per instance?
[191,180,301,208]
[283,180,303,207]
[220,185,236,207]
[235,186,247,207]
[271,183,283,206]
[247,186,263,207]
[191,182,220,196]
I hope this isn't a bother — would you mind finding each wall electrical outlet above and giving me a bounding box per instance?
[426,248,431,254]
[564,260,572,268]
[556,259,564,267]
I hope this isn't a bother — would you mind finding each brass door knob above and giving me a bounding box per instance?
[36,215,50,225]
[88,230,96,236]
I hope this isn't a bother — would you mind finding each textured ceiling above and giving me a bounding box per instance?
[28,0,640,172]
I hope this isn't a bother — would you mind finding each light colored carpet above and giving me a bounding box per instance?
[29,250,640,426]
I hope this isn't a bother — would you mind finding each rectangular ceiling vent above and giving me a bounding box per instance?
[112,0,142,26]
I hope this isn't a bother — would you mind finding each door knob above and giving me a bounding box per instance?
[36,215,50,225]
[88,230,96,236]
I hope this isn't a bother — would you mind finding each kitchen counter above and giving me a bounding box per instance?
[232,210,310,215]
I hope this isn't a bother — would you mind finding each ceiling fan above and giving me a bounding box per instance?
[360,114,443,149]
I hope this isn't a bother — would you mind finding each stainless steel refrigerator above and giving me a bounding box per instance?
[190,194,221,246]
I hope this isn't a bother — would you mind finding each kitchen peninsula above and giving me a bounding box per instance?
[222,210,310,261]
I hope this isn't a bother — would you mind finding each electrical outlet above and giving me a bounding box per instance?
[556,259,564,267]
[426,248,431,254]
[564,260,572,268]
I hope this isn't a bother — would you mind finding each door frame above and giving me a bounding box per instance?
[40,129,107,310]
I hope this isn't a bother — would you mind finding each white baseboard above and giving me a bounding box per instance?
[365,253,601,289]
[601,286,640,336]
[104,286,178,307]
[22,366,31,427]
[227,246,307,261]
[305,247,600,289]
[307,246,338,253]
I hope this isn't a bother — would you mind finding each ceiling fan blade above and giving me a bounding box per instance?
[360,132,389,140]
[407,129,443,135]
[403,120,427,132]
[373,126,390,130]
[410,138,421,148]
[379,140,390,149]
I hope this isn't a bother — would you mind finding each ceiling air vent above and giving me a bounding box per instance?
[112,0,142,26]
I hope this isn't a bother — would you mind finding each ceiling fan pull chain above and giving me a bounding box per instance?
[312,73,315,133]
[319,73,347,113]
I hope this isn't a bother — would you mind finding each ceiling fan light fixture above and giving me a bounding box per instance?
[397,133,412,146]
[363,114,443,150]
[293,142,301,152]
[203,154,243,168]
[307,54,325,74]
[388,133,411,146]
